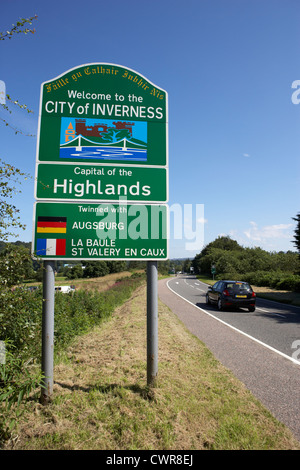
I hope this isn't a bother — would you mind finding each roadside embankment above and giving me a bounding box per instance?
[5,281,300,450]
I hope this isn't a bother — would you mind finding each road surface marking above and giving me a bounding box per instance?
[256,307,286,317]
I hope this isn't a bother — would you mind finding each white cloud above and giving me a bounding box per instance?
[244,221,293,242]
[243,153,250,157]
[220,221,295,251]
[197,217,208,224]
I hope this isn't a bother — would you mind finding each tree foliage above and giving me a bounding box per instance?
[0,15,37,41]
[0,160,30,241]
[292,213,300,255]
[0,16,37,242]
[0,244,34,287]
[0,16,39,441]
[192,235,300,278]
[82,261,127,278]
[1,16,37,135]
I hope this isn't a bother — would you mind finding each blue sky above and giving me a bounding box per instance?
[1,0,299,258]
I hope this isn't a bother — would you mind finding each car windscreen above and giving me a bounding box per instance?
[225,282,252,293]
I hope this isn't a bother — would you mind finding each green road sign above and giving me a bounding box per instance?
[33,64,168,261]
[35,163,168,203]
[32,202,168,261]
[37,63,168,167]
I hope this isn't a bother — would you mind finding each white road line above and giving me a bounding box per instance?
[270,313,287,318]
[166,279,300,366]
[183,279,195,288]
[256,307,286,317]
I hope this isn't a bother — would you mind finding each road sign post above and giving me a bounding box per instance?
[147,261,158,387]
[33,63,168,399]
[211,264,216,280]
[40,261,55,404]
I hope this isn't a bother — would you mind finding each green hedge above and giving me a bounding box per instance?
[0,273,146,361]
[53,274,145,349]
[216,271,300,292]
[0,273,146,441]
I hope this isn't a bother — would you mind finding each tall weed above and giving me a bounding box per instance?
[0,272,145,443]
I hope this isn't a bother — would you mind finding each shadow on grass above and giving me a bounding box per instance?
[54,381,155,400]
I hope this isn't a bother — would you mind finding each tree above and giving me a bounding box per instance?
[106,261,127,273]
[0,160,30,241]
[0,16,41,443]
[83,261,109,278]
[292,213,300,256]
[182,258,191,273]
[0,243,34,286]
[201,236,243,256]
[65,264,84,279]
[0,16,38,240]
[0,16,37,41]
[1,16,37,135]
[192,236,243,274]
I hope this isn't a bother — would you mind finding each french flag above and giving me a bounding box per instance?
[36,238,66,256]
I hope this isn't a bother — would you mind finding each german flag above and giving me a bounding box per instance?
[37,216,67,234]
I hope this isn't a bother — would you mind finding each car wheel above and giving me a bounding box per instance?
[248,307,255,312]
[206,294,210,305]
[217,298,223,311]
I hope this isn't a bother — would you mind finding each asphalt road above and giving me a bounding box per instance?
[158,275,300,442]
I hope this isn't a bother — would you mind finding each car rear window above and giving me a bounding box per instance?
[226,282,252,293]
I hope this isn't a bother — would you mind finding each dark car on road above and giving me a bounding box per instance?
[206,280,256,312]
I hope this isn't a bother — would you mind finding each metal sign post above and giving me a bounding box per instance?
[41,261,55,404]
[211,264,216,281]
[147,261,158,387]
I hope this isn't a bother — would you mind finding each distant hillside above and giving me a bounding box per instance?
[0,240,31,252]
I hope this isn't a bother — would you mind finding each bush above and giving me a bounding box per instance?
[0,286,42,359]
[273,276,300,292]
[53,273,145,351]
[65,264,84,279]
[216,271,300,292]
[193,236,300,278]
[0,272,146,442]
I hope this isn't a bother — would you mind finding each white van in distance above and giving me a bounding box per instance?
[54,285,75,294]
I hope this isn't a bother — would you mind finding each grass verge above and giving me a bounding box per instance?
[4,283,300,450]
